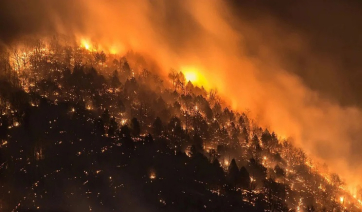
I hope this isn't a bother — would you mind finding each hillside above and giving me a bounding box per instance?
[0,39,359,211]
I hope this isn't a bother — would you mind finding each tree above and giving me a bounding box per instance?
[0,115,8,140]
[119,125,131,138]
[192,133,203,153]
[204,104,213,120]
[152,117,163,137]
[118,99,126,113]
[274,165,285,178]
[241,126,249,143]
[177,71,186,92]
[208,89,218,104]
[186,81,194,94]
[252,134,262,158]
[94,51,106,67]
[111,70,121,93]
[168,116,183,138]
[121,59,131,77]
[212,102,222,116]
[144,133,153,144]
[239,166,251,189]
[112,59,119,68]
[130,117,141,137]
[101,109,110,125]
[72,65,86,89]
[119,125,134,149]
[247,158,267,184]
[168,69,178,91]
[227,159,240,188]
[193,112,208,137]
[173,101,181,111]
[330,173,344,188]
[210,159,225,185]
[108,117,118,137]
[264,178,288,211]
[261,129,272,147]
[95,118,105,135]
[239,115,245,127]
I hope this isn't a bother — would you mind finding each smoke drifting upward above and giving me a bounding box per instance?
[2,0,362,191]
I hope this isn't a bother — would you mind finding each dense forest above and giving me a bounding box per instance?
[0,38,359,211]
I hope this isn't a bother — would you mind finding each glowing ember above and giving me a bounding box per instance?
[81,39,91,50]
[121,119,127,125]
[149,172,156,180]
[340,196,344,203]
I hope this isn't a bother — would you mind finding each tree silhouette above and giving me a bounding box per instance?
[227,159,240,188]
[94,51,106,67]
[111,70,121,93]
[144,133,153,144]
[108,117,118,137]
[0,115,8,140]
[130,117,141,137]
[168,116,183,138]
[121,58,131,77]
[261,129,272,147]
[101,109,110,125]
[239,166,251,189]
[119,125,134,149]
[192,133,204,153]
[118,99,126,113]
[152,117,163,137]
[274,165,285,178]
[95,118,105,135]
[210,159,225,185]
[119,125,131,138]
[247,158,267,184]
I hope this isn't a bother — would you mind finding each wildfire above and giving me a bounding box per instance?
[340,196,344,204]
[82,41,90,50]
[184,71,197,83]
[81,39,93,51]
[181,67,207,87]
[4,37,360,211]
[149,172,156,180]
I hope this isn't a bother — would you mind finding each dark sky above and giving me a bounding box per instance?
[0,0,362,106]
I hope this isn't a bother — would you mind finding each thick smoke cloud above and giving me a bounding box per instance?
[1,0,362,191]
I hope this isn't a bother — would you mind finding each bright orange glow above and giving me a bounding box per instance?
[149,172,156,180]
[81,39,93,51]
[181,67,207,87]
[82,41,89,50]
[109,47,118,55]
[184,71,197,83]
[340,196,344,204]
[224,159,229,166]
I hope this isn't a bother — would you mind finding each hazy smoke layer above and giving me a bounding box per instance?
[1,0,362,190]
